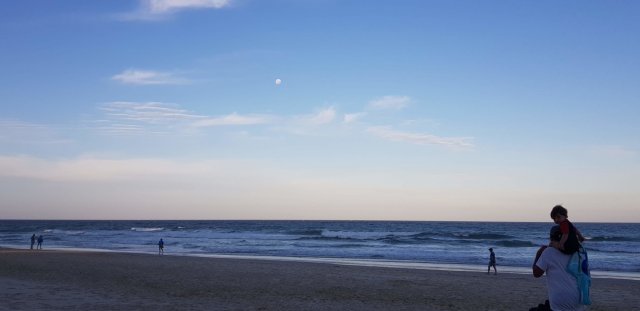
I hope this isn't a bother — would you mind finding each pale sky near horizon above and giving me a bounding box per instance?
[1,0,639,222]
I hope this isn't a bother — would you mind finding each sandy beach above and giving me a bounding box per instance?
[0,248,638,311]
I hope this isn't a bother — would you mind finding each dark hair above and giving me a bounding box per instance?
[550,204,568,218]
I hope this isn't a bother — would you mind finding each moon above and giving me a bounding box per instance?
[275,78,282,86]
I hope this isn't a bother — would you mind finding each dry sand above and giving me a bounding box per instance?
[1,248,638,311]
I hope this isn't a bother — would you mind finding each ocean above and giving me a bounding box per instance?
[1,220,639,279]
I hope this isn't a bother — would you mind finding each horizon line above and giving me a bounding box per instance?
[1,218,637,224]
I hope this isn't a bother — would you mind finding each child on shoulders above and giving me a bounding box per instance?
[549,205,585,254]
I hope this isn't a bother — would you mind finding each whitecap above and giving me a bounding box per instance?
[130,227,164,232]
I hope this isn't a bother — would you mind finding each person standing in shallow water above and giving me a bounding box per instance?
[488,248,497,275]
[30,234,36,250]
[158,238,164,255]
[36,235,43,250]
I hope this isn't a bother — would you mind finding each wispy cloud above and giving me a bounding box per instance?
[94,102,205,135]
[0,120,72,145]
[192,113,274,127]
[146,0,231,13]
[0,120,48,138]
[343,112,366,124]
[95,102,278,135]
[91,121,147,136]
[369,96,411,110]
[100,102,204,123]
[112,69,189,85]
[119,0,232,21]
[296,107,336,126]
[367,126,474,148]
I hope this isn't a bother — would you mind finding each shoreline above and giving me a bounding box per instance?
[3,245,639,281]
[2,248,639,310]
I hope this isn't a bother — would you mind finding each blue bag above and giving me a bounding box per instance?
[566,246,591,305]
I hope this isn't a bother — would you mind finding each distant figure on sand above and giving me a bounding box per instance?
[532,225,588,311]
[158,238,164,255]
[549,205,585,254]
[36,235,43,250]
[30,234,36,250]
[487,248,497,275]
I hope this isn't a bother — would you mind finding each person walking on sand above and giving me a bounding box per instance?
[30,234,36,250]
[36,235,43,250]
[488,248,497,275]
[158,238,164,255]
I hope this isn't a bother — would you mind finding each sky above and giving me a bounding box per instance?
[1,0,639,222]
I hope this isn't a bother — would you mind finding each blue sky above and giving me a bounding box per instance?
[1,0,639,221]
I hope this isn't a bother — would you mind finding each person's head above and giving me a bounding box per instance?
[550,204,568,224]
[549,225,562,242]
[489,248,493,252]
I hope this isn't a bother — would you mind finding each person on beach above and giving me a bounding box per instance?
[487,248,497,275]
[30,234,36,250]
[36,235,43,250]
[158,238,164,255]
[549,205,585,254]
[531,225,587,311]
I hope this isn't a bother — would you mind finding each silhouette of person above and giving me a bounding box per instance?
[37,235,43,250]
[488,248,497,275]
[30,234,36,250]
[158,238,164,255]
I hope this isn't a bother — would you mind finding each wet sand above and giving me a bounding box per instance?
[0,248,638,310]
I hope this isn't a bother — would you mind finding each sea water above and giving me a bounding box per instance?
[1,220,638,278]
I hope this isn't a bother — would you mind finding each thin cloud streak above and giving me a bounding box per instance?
[0,120,72,145]
[369,96,411,110]
[94,102,277,135]
[0,120,49,140]
[112,69,190,85]
[118,0,232,21]
[100,102,205,123]
[367,126,474,148]
[94,102,205,136]
[147,0,231,13]
[192,113,274,127]
[93,123,146,135]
